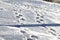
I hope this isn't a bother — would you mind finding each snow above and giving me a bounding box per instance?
[0,0,60,40]
[0,26,57,40]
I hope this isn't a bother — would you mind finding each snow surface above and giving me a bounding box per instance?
[0,0,60,40]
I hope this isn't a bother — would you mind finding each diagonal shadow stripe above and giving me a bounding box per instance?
[0,24,60,27]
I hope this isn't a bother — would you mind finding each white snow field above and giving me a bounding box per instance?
[0,0,60,40]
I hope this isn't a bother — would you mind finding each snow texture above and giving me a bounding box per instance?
[0,0,60,40]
